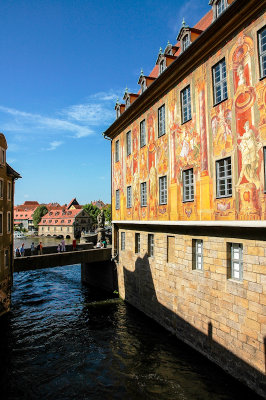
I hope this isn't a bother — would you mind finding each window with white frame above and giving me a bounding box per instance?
[216,0,226,17]
[140,120,146,147]
[125,97,130,109]
[212,59,228,105]
[141,80,146,94]
[158,104,166,137]
[216,157,232,198]
[127,186,132,208]
[159,59,165,74]
[229,243,243,281]
[126,131,131,156]
[115,140,119,162]
[181,85,192,123]
[7,212,11,233]
[135,233,140,253]
[7,181,11,201]
[5,249,8,268]
[183,168,194,202]
[182,34,190,52]
[148,234,154,257]
[159,176,167,205]
[193,239,203,270]
[140,182,147,207]
[0,179,3,199]
[0,213,2,235]
[115,189,120,209]
[258,26,266,79]
[121,232,125,250]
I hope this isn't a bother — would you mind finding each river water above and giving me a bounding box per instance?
[0,265,260,400]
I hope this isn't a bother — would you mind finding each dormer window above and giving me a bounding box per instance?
[210,0,228,20]
[217,0,226,17]
[141,80,146,94]
[182,35,190,52]
[125,97,130,109]
[177,20,195,53]
[159,59,165,74]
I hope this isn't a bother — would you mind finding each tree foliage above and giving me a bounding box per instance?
[33,205,48,229]
[83,204,101,227]
[103,204,111,224]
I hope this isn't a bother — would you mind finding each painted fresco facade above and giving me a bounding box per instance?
[111,13,266,223]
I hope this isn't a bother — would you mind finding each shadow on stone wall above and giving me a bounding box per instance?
[123,253,265,398]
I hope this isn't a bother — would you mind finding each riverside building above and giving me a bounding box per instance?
[0,133,21,317]
[104,0,266,397]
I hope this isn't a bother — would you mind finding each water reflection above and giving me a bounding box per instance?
[0,265,260,400]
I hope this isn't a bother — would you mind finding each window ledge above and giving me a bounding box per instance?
[213,97,228,107]
[181,117,192,125]
[227,278,243,284]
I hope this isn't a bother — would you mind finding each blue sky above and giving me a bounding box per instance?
[0,0,209,206]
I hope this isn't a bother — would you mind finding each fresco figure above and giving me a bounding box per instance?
[237,64,246,86]
[236,121,262,188]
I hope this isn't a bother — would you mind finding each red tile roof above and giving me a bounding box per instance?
[14,210,35,220]
[149,65,159,78]
[39,208,86,226]
[194,9,213,31]
[147,9,213,80]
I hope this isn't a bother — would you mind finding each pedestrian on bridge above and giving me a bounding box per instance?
[31,242,35,256]
[61,239,66,252]
[20,243,25,257]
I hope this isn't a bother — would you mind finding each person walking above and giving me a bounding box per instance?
[61,239,66,252]
[39,242,43,255]
[37,243,40,255]
[30,242,35,256]
[57,243,61,253]
[15,247,21,257]
[20,243,25,257]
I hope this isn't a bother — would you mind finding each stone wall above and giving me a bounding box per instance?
[116,224,266,398]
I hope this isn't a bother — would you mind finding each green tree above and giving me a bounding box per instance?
[103,204,111,224]
[32,205,48,229]
[83,204,101,228]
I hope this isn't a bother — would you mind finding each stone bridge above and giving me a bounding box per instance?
[14,247,117,293]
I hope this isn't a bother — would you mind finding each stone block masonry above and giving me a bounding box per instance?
[116,224,266,398]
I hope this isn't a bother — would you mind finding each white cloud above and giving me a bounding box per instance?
[89,90,121,101]
[61,103,113,125]
[0,89,121,144]
[45,141,63,151]
[0,105,93,139]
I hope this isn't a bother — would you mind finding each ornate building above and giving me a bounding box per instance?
[104,0,266,397]
[0,133,21,317]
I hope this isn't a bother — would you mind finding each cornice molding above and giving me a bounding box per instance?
[104,0,265,140]
[112,220,266,228]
